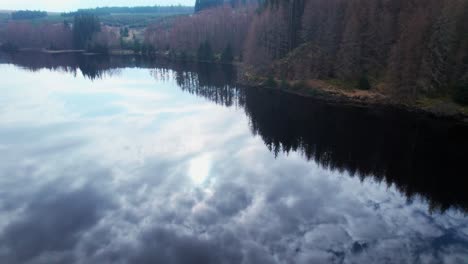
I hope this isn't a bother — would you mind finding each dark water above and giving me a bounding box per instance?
[0,53,467,264]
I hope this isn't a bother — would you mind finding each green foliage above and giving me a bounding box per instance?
[120,37,129,49]
[280,79,290,90]
[73,13,101,49]
[119,37,124,48]
[454,83,468,105]
[63,20,70,29]
[195,0,256,11]
[195,0,224,12]
[132,38,142,53]
[180,51,188,61]
[265,75,277,88]
[98,13,180,28]
[12,10,47,20]
[61,6,193,17]
[197,41,214,61]
[359,75,371,90]
[229,0,254,8]
[120,27,129,37]
[221,44,234,63]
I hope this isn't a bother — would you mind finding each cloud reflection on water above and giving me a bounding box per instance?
[0,62,466,264]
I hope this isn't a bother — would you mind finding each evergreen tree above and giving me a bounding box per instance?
[197,42,205,60]
[221,44,234,63]
[120,27,129,37]
[180,51,188,61]
[197,41,214,61]
[195,0,202,12]
[265,75,277,88]
[63,20,70,29]
[205,42,214,61]
[132,36,142,54]
[359,75,371,90]
[454,82,468,105]
[73,13,101,49]
[12,10,47,20]
[195,0,225,12]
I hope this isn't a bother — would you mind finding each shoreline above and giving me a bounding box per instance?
[240,80,468,123]
[3,49,467,122]
[9,49,240,65]
[13,49,235,62]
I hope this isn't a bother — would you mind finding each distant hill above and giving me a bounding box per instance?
[12,10,47,20]
[195,0,260,12]
[61,6,193,17]
[0,6,194,28]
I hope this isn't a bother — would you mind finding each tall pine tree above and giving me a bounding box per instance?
[195,0,225,12]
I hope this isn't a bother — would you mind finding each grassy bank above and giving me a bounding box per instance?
[241,73,468,122]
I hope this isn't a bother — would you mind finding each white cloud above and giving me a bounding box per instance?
[1,62,467,264]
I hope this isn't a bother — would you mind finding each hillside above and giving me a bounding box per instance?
[1,0,467,115]
[242,0,468,112]
[0,6,193,28]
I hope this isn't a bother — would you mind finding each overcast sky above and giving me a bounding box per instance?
[0,0,194,12]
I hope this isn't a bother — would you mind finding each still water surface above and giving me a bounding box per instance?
[0,53,467,263]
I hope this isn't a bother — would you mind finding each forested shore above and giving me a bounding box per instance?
[1,0,467,118]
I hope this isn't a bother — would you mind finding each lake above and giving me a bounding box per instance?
[0,52,467,264]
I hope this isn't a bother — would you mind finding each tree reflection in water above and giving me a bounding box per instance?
[2,52,467,213]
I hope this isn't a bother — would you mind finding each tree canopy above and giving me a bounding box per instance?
[61,6,193,17]
[73,13,101,49]
[11,10,47,20]
[197,41,214,61]
[195,0,225,12]
[221,44,234,63]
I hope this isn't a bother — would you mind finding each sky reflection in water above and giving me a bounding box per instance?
[0,58,467,264]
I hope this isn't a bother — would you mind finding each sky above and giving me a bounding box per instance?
[0,0,194,12]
